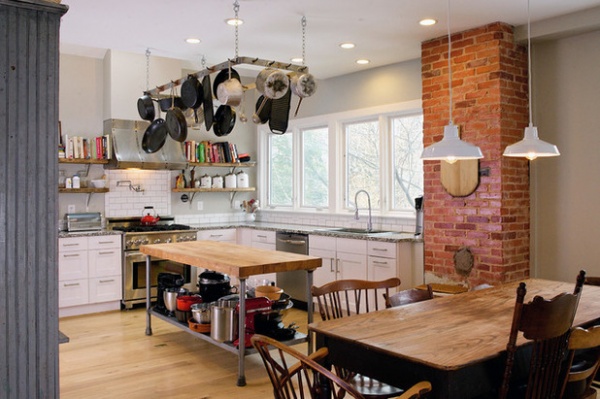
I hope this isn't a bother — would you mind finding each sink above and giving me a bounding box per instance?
[317,227,395,236]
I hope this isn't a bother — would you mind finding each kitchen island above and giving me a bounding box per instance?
[139,240,322,386]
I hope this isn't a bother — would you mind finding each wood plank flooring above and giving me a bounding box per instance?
[59,307,308,399]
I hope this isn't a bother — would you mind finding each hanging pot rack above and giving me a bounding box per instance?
[144,56,309,97]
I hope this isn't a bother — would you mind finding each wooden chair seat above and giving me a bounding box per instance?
[251,334,432,399]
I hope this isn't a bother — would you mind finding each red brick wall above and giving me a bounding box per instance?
[421,22,531,287]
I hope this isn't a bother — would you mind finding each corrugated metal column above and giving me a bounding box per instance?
[0,1,68,398]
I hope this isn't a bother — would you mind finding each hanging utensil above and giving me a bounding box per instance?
[166,84,188,142]
[202,74,214,132]
[252,95,272,124]
[289,71,317,117]
[142,106,167,153]
[269,88,291,134]
[213,105,236,137]
[255,68,289,100]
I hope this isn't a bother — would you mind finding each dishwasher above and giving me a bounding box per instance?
[276,232,309,309]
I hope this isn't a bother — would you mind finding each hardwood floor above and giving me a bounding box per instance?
[59,307,308,399]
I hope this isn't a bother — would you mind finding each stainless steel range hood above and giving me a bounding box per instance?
[103,119,187,170]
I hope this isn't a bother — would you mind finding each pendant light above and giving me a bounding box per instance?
[503,0,559,160]
[421,0,483,164]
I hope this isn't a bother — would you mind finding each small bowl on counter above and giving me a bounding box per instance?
[91,179,107,188]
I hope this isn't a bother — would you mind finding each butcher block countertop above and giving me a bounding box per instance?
[139,240,322,279]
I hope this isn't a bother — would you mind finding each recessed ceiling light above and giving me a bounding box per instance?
[225,18,244,26]
[340,42,355,49]
[356,59,370,65]
[185,38,201,44]
[291,57,303,63]
[419,18,437,26]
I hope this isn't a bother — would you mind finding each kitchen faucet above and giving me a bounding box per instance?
[354,190,373,232]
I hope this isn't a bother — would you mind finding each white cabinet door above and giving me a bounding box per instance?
[89,276,122,303]
[59,279,89,307]
[309,247,336,288]
[58,250,88,281]
[337,251,367,281]
[88,248,122,277]
[59,236,88,252]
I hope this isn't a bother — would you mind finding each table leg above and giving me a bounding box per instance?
[145,254,152,336]
[307,269,314,354]
[237,278,247,386]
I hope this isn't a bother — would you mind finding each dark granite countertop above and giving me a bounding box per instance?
[191,222,421,243]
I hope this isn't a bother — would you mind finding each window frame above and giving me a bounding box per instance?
[258,100,422,217]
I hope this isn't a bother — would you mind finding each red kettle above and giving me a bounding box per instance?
[141,206,160,225]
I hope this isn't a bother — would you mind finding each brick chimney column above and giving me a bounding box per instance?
[421,22,530,287]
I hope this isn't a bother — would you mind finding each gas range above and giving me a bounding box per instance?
[106,217,197,251]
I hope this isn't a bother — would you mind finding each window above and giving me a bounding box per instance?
[261,102,423,215]
[302,127,329,208]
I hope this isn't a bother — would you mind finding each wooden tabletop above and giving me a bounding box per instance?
[309,279,600,371]
[139,240,322,279]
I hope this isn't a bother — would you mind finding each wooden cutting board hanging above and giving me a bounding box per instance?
[440,159,480,197]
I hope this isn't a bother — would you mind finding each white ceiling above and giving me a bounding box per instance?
[59,0,600,79]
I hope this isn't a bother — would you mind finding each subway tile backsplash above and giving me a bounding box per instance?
[104,170,171,218]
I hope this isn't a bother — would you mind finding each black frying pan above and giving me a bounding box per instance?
[158,97,187,112]
[202,74,214,131]
[213,105,236,137]
[137,94,155,121]
[142,118,167,153]
[181,75,203,109]
[166,106,188,142]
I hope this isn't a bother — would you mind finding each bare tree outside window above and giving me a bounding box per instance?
[269,134,293,206]
[392,114,424,210]
[346,120,380,210]
[302,127,328,208]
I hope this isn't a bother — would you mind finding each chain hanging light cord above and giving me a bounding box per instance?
[301,16,307,66]
[527,0,533,126]
[233,0,240,59]
[446,0,453,125]
[145,48,151,92]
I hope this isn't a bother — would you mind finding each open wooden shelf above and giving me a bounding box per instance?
[59,158,109,164]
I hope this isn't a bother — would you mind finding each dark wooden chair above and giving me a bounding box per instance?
[560,326,600,399]
[499,270,586,399]
[311,278,401,321]
[251,334,432,399]
[312,278,410,398]
[384,284,434,308]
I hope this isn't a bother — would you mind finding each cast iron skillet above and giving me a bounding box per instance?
[166,106,188,142]
[213,105,236,137]
[137,94,155,121]
[202,74,214,131]
[181,75,203,109]
[142,118,167,153]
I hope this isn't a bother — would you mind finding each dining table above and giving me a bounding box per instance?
[309,278,600,399]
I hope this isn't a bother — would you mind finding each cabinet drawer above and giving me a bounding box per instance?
[89,248,122,277]
[59,237,88,252]
[336,237,367,254]
[89,276,122,303]
[309,235,336,250]
[197,229,237,242]
[58,251,88,281]
[251,230,275,244]
[368,241,397,258]
[88,235,121,249]
[59,279,89,307]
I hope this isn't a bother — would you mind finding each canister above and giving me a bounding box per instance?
[236,171,249,188]
[225,173,237,188]
[210,304,237,342]
[212,174,223,188]
[200,174,212,188]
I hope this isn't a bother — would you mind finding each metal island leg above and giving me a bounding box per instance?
[237,278,247,386]
[145,254,152,336]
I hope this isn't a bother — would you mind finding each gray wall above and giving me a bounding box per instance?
[531,29,600,282]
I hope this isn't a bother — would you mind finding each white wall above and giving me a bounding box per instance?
[531,29,600,281]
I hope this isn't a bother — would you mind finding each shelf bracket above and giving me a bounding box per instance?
[85,192,93,209]
[229,191,238,207]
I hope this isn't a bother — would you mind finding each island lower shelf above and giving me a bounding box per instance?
[150,308,307,355]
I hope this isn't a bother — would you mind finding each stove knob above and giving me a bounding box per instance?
[153,238,162,244]
[126,239,134,247]
[165,238,172,243]
[134,238,142,245]
[141,238,149,245]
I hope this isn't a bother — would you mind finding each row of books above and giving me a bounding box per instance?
[184,140,246,163]
[59,135,112,160]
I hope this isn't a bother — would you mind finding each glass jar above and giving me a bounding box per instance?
[58,170,66,188]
